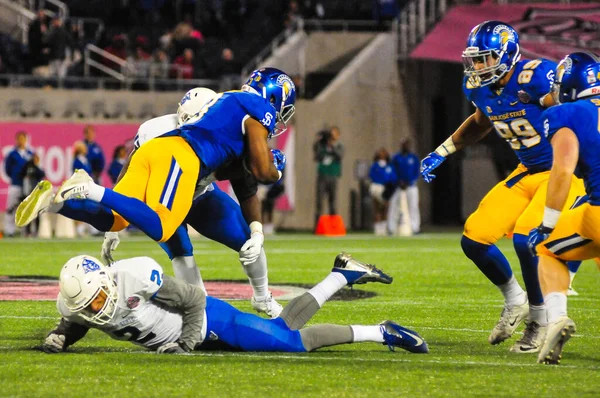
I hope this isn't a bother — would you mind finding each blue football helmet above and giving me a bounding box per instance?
[242,67,296,138]
[462,21,521,88]
[551,52,600,104]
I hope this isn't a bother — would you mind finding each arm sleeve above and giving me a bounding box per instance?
[152,275,206,351]
[48,317,90,349]
[230,172,259,202]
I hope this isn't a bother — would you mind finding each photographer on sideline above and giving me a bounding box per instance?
[313,126,344,227]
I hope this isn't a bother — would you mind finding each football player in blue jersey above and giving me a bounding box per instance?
[528,52,600,364]
[420,21,585,353]
[15,68,295,316]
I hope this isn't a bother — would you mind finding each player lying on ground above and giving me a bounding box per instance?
[42,253,428,354]
[527,52,600,365]
[420,20,584,353]
[102,87,285,317]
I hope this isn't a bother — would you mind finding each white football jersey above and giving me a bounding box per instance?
[58,257,207,350]
[134,114,215,199]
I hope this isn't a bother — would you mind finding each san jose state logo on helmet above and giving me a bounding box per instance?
[552,52,600,104]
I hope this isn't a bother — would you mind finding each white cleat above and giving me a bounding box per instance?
[510,320,547,354]
[251,292,283,318]
[54,169,93,204]
[15,180,54,227]
[567,286,579,296]
[538,317,576,365]
[488,300,529,345]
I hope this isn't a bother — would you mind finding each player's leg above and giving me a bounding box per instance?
[566,261,581,296]
[407,185,420,234]
[461,166,534,344]
[279,253,392,330]
[185,187,281,316]
[159,224,204,290]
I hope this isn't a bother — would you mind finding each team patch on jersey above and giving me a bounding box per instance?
[126,295,141,309]
[518,90,531,103]
[82,258,101,274]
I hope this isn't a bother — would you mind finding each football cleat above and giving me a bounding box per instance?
[488,301,529,345]
[567,286,579,296]
[15,180,54,227]
[54,169,93,204]
[380,320,429,354]
[251,292,283,318]
[538,317,576,365]
[510,320,547,353]
[332,252,393,286]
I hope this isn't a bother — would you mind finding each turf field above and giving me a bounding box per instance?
[1,233,599,397]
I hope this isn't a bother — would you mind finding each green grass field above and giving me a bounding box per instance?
[1,233,599,397]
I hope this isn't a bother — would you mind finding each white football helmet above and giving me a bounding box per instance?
[59,255,118,325]
[176,87,218,127]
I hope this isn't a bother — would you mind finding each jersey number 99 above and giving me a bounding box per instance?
[493,118,541,150]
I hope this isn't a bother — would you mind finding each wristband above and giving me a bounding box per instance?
[249,221,263,235]
[434,136,456,157]
[542,206,561,229]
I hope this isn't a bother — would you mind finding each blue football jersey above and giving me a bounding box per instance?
[177,91,277,175]
[463,59,556,169]
[543,97,600,204]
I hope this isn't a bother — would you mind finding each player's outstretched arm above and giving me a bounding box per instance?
[421,108,492,183]
[152,275,206,352]
[42,318,90,353]
[245,118,281,183]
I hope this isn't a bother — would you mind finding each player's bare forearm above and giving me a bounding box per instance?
[450,111,493,151]
[240,194,262,224]
[245,118,280,183]
[546,128,579,211]
[116,149,135,183]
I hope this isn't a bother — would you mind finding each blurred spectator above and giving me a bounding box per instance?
[218,48,241,91]
[127,46,152,78]
[173,22,203,57]
[261,177,285,235]
[151,49,171,79]
[108,145,127,184]
[4,131,34,237]
[373,0,401,22]
[172,48,195,79]
[45,17,72,78]
[159,30,173,52]
[285,0,302,30]
[369,148,396,236]
[19,153,45,237]
[389,138,421,234]
[83,125,105,184]
[313,126,343,227]
[103,34,128,72]
[28,10,49,69]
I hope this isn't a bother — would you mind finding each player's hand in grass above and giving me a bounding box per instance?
[42,333,65,353]
[156,342,189,354]
[101,232,120,265]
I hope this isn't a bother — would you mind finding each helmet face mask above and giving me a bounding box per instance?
[462,21,520,88]
[59,255,118,326]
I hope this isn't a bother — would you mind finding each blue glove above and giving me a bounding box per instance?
[420,152,446,183]
[527,224,553,256]
[271,149,286,172]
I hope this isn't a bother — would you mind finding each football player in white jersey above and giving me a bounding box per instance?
[42,254,428,354]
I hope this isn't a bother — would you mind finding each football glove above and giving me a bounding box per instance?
[271,149,286,172]
[239,232,264,266]
[420,152,446,183]
[527,224,553,256]
[101,231,120,265]
[156,341,190,354]
[42,333,66,353]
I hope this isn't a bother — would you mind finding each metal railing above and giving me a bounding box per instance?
[398,0,448,60]
[0,0,35,44]
[0,73,221,92]
[21,0,67,18]
[84,43,129,81]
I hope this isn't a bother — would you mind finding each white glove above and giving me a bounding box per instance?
[156,342,187,354]
[101,231,120,265]
[42,333,65,353]
[239,232,264,266]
